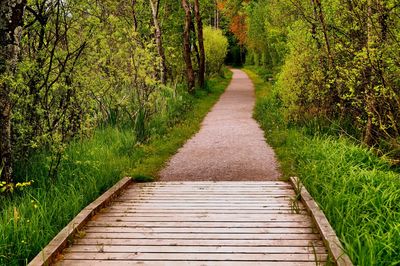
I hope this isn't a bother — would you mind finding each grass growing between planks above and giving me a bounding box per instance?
[245,67,400,266]
[0,71,232,265]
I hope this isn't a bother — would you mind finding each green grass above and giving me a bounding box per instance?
[0,70,232,265]
[245,67,400,266]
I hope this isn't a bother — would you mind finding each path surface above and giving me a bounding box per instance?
[58,182,328,265]
[159,69,280,181]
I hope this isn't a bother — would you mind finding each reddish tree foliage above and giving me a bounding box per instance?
[229,14,247,44]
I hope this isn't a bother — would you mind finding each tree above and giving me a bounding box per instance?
[149,0,168,84]
[0,0,27,183]
[181,0,195,92]
[194,0,205,88]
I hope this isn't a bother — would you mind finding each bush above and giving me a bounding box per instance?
[203,26,228,75]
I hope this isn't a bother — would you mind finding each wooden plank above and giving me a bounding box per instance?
[118,197,295,201]
[28,177,133,266]
[113,204,294,208]
[112,204,290,209]
[84,226,316,234]
[74,238,325,247]
[104,207,305,212]
[94,216,311,222]
[290,177,353,266]
[133,181,290,185]
[118,197,294,201]
[65,245,327,254]
[107,206,295,210]
[86,221,315,228]
[97,212,309,217]
[58,260,323,266]
[128,189,293,192]
[120,194,294,201]
[83,232,322,240]
[62,252,328,262]
[124,190,294,193]
[104,210,307,215]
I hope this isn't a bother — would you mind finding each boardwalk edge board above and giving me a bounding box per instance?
[28,176,133,266]
[289,177,353,266]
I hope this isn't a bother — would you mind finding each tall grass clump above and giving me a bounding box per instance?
[245,67,400,265]
[0,70,232,265]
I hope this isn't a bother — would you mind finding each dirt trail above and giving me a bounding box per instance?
[159,69,280,181]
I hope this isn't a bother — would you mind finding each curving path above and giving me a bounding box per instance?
[159,69,280,181]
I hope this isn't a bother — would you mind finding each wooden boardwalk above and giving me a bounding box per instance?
[56,181,329,265]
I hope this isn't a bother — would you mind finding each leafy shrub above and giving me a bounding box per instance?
[203,26,228,75]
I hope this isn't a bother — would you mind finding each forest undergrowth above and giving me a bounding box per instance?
[246,67,400,266]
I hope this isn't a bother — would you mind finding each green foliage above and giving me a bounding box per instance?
[247,67,400,266]
[243,0,400,158]
[203,26,228,75]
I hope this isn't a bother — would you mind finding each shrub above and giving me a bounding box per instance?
[203,26,228,75]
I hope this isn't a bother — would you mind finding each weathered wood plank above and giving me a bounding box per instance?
[106,207,296,213]
[86,221,314,228]
[123,190,294,194]
[97,213,310,218]
[84,226,316,234]
[83,232,322,240]
[111,204,294,207]
[62,252,328,262]
[58,260,323,266]
[104,210,307,215]
[132,181,291,185]
[117,197,294,201]
[74,238,325,247]
[65,245,327,254]
[122,192,294,195]
[94,215,311,222]
[104,207,304,212]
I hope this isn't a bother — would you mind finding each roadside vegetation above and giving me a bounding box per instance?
[246,67,400,266]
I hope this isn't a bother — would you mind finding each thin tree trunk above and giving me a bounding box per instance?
[149,0,167,84]
[181,0,195,92]
[131,0,138,31]
[363,0,374,145]
[0,0,27,183]
[314,0,334,67]
[194,0,205,88]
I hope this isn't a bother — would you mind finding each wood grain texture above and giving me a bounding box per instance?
[49,181,336,265]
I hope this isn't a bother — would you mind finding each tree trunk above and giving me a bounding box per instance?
[0,0,27,183]
[149,0,168,84]
[363,0,374,146]
[194,0,205,88]
[181,0,195,92]
[313,0,334,67]
[131,0,138,31]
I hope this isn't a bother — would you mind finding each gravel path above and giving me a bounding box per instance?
[159,69,280,181]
